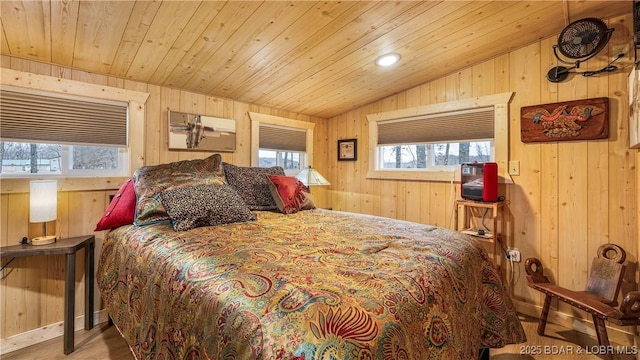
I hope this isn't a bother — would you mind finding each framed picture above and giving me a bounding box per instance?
[337,138,357,161]
[168,110,236,151]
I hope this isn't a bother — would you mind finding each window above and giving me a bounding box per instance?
[248,112,315,176]
[258,150,303,171]
[0,68,148,185]
[0,85,129,177]
[378,141,492,170]
[366,92,513,182]
[0,142,127,176]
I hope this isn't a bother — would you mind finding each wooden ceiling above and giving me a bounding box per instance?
[0,1,633,118]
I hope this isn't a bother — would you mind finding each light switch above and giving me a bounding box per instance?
[508,160,520,176]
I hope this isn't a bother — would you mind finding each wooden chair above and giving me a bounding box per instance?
[525,244,640,360]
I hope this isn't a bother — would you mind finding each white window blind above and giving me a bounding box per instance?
[377,107,495,145]
[259,123,306,151]
[0,86,128,146]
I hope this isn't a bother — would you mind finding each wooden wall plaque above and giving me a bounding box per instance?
[520,97,609,143]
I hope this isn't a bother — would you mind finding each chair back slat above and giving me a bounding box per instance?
[586,258,625,302]
[586,244,626,303]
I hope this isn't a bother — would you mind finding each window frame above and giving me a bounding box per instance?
[248,112,315,174]
[366,92,513,182]
[0,68,148,193]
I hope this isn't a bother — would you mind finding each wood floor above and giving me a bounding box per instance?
[491,314,636,359]
[1,314,636,359]
[1,322,134,360]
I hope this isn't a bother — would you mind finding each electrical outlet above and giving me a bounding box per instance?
[612,44,629,58]
[507,248,521,262]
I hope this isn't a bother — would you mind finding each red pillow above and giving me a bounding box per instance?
[266,175,315,214]
[94,178,136,231]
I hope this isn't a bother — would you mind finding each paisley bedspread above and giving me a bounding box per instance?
[97,209,525,359]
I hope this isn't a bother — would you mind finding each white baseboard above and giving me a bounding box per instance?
[0,309,109,355]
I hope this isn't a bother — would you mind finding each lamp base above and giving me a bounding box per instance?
[31,235,57,246]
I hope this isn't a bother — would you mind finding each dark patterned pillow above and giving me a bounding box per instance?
[159,184,256,231]
[222,163,285,210]
[266,175,315,214]
[133,154,226,225]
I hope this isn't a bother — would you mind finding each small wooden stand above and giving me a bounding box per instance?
[455,199,505,269]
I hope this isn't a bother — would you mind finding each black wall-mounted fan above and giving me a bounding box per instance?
[547,17,618,82]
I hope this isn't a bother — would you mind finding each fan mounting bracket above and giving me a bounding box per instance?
[547,66,571,83]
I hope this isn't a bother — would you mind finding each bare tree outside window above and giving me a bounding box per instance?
[30,144,38,173]
[434,144,451,165]
[380,141,492,169]
[459,143,470,163]
[394,146,402,168]
[0,142,4,171]
[416,145,426,168]
[72,146,118,169]
[0,143,62,174]
[474,143,490,162]
[0,142,119,175]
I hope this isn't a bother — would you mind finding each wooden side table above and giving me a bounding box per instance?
[455,199,506,268]
[0,235,95,355]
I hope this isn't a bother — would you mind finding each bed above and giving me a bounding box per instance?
[95,155,526,359]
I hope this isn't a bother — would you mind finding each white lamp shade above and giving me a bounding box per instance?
[30,180,57,223]
[295,167,331,186]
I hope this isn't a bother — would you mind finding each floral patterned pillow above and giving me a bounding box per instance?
[222,163,285,210]
[266,175,315,214]
[133,154,226,225]
[159,184,256,231]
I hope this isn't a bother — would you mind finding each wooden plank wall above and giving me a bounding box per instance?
[326,14,638,341]
[0,55,328,341]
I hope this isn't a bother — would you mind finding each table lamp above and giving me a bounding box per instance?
[295,166,331,190]
[30,180,58,245]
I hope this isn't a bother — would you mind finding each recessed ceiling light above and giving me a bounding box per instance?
[375,53,400,67]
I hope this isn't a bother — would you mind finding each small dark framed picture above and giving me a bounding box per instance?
[337,138,357,161]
